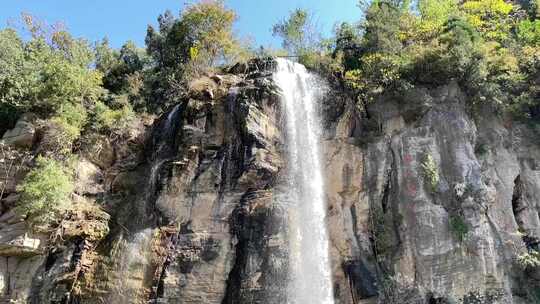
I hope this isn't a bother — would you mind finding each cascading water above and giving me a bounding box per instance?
[273,58,334,304]
[108,104,182,303]
[108,229,154,303]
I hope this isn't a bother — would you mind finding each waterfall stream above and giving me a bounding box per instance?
[108,103,183,303]
[273,58,334,304]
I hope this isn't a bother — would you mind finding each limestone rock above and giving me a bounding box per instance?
[74,158,104,196]
[1,115,36,149]
[59,205,110,242]
[0,211,43,257]
[80,134,115,169]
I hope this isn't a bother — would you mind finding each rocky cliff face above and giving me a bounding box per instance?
[1,59,540,303]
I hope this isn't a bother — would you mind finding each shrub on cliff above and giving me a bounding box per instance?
[330,0,540,124]
[421,154,439,191]
[0,15,104,148]
[345,52,405,101]
[16,156,74,224]
[449,215,470,242]
[517,251,540,269]
[0,21,102,117]
[49,103,89,155]
[377,275,425,304]
[91,99,135,137]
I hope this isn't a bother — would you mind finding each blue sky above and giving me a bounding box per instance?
[0,0,361,49]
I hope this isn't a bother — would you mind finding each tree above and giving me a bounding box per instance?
[0,15,104,149]
[0,29,28,132]
[461,0,515,42]
[362,1,403,54]
[333,22,363,70]
[144,0,243,112]
[272,9,320,57]
[0,25,102,116]
[416,0,459,37]
[96,39,147,96]
[95,38,120,76]
[146,1,239,70]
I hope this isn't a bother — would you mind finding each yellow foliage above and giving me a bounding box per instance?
[189,46,199,60]
[462,0,514,41]
[345,53,403,100]
[462,0,513,15]
[480,42,519,75]
[182,0,238,62]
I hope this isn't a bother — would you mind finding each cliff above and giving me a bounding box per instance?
[1,58,539,304]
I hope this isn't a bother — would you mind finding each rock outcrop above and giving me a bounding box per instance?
[0,59,539,303]
[1,115,36,149]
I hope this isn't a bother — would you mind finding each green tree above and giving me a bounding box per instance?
[333,22,363,71]
[146,1,239,70]
[271,8,343,72]
[95,38,120,75]
[362,0,403,54]
[439,18,483,78]
[0,29,28,132]
[272,9,319,57]
[145,0,243,112]
[96,39,147,99]
[0,20,102,115]
[0,22,103,146]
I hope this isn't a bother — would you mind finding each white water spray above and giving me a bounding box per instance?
[273,58,334,304]
[109,228,154,303]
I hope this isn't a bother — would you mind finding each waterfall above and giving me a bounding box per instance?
[273,58,334,304]
[108,228,154,303]
[108,104,182,303]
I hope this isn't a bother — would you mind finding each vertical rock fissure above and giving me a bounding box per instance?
[368,141,398,273]
[512,175,525,230]
[222,190,265,304]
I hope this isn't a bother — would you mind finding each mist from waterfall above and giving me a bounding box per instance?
[273,58,334,304]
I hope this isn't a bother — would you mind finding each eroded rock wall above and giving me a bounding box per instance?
[0,60,539,304]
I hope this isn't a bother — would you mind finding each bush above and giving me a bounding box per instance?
[345,52,405,101]
[449,215,470,242]
[517,251,540,269]
[92,99,135,136]
[370,206,394,257]
[52,103,88,138]
[0,103,21,136]
[45,103,89,154]
[16,156,74,224]
[517,20,540,46]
